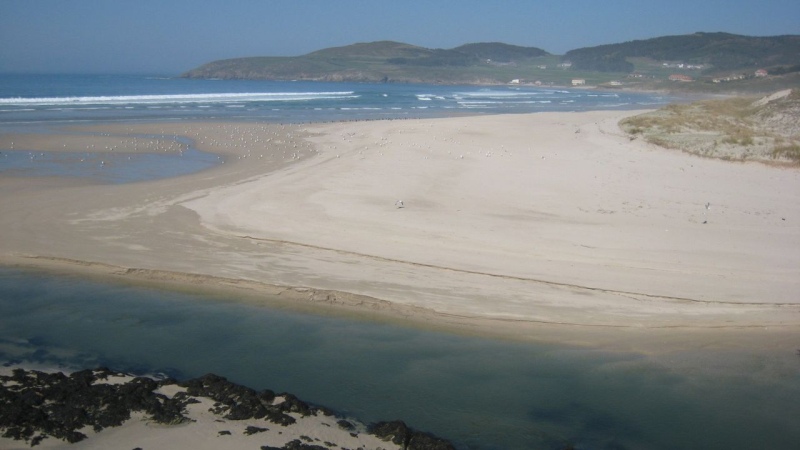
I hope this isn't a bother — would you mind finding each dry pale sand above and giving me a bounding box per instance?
[1,112,799,352]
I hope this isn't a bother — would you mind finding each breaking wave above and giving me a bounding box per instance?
[0,92,359,107]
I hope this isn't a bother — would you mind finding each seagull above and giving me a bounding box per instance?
[395,200,404,209]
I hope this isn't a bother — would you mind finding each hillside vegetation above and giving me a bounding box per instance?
[566,32,800,74]
[182,41,553,84]
[620,89,800,164]
[181,33,800,92]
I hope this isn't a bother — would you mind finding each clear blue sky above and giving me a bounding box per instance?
[1,0,798,74]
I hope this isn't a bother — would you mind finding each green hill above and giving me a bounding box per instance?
[180,34,800,91]
[565,32,800,74]
[306,40,432,59]
[452,42,549,62]
[181,41,552,84]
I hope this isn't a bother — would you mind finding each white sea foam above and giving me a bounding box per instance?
[0,92,359,107]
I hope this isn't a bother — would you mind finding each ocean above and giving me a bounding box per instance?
[0,73,670,126]
[0,74,673,183]
[2,74,798,449]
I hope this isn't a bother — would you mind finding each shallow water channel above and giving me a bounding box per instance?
[0,139,220,184]
[1,267,798,449]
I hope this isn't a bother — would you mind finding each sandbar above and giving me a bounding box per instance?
[1,112,798,353]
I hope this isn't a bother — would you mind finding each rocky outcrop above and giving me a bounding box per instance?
[369,421,457,450]
[1,367,458,449]
[0,367,190,445]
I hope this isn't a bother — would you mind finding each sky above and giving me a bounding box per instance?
[1,0,798,74]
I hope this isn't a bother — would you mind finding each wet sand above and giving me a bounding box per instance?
[1,112,798,353]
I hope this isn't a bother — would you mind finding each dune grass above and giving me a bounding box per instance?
[620,91,800,163]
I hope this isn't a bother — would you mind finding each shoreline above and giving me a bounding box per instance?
[3,254,798,359]
[1,111,798,355]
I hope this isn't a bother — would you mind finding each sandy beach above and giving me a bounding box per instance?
[1,111,798,350]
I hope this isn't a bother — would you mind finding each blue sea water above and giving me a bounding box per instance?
[0,73,670,125]
[0,74,672,183]
[3,75,797,449]
[0,74,673,183]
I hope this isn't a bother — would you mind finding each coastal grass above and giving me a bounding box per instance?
[620,90,800,163]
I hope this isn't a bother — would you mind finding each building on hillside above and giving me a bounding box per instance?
[755,69,768,77]
[571,79,586,86]
[668,74,693,82]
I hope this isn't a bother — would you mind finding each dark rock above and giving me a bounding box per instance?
[370,420,412,446]
[0,367,192,446]
[282,439,329,450]
[180,373,270,421]
[218,430,232,436]
[337,419,355,431]
[258,388,276,404]
[2,368,458,450]
[317,406,335,416]
[369,420,456,450]
[406,431,458,450]
[277,393,313,416]
[244,425,268,435]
